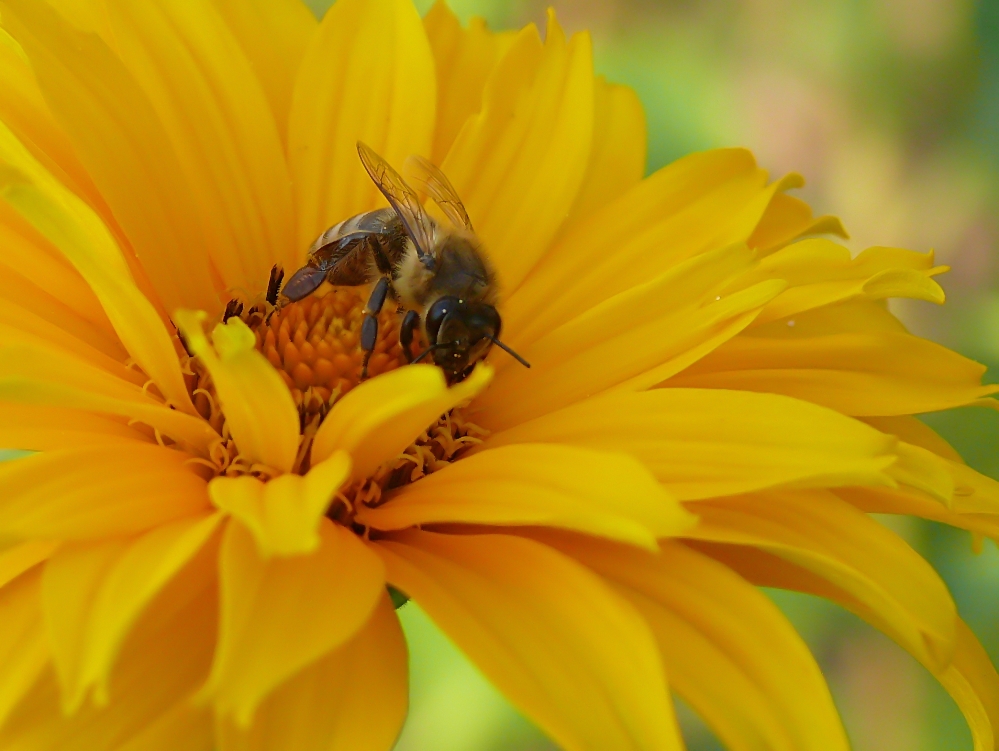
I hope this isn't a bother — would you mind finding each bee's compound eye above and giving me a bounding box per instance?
[426,296,459,344]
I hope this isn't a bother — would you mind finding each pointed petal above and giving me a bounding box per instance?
[0,567,48,730]
[0,338,222,456]
[484,387,897,501]
[0,117,195,414]
[939,619,999,751]
[208,452,351,558]
[748,192,847,253]
[0,0,222,314]
[667,330,998,416]
[0,403,149,452]
[567,78,646,222]
[202,519,384,726]
[118,703,213,751]
[736,240,945,327]
[42,537,129,712]
[543,531,848,751]
[104,0,297,286]
[503,148,768,342]
[685,489,957,671]
[359,443,694,549]
[0,25,108,215]
[0,559,217,751]
[442,12,593,293]
[218,594,407,751]
[175,312,299,473]
[424,2,516,163]
[289,0,435,249]
[0,297,129,375]
[0,443,210,541]
[477,242,784,430]
[0,202,120,355]
[209,0,316,146]
[699,543,999,751]
[81,513,223,703]
[311,363,491,478]
[0,539,59,589]
[377,530,683,751]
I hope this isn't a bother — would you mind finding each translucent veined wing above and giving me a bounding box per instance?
[357,142,435,265]
[405,154,473,231]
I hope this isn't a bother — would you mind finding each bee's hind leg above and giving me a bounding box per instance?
[399,310,420,363]
[360,276,392,380]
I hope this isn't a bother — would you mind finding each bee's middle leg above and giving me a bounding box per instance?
[360,276,391,380]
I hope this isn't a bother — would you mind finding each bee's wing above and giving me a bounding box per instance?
[356,142,435,264]
[405,154,473,231]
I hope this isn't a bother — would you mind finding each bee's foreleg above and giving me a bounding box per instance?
[399,310,420,363]
[360,276,392,380]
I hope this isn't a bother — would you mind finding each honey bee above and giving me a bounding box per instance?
[281,142,530,383]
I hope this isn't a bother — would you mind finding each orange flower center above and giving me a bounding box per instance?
[248,286,415,418]
[183,286,485,504]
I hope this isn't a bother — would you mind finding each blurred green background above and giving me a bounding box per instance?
[314,0,999,748]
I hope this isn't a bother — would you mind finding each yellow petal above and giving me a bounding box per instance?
[544,531,848,751]
[1,558,217,750]
[202,518,384,726]
[377,530,683,751]
[748,191,847,253]
[0,200,122,349]
[289,0,435,250]
[668,330,999,416]
[0,26,110,227]
[103,0,297,288]
[0,376,220,457]
[864,414,964,463]
[0,403,149,452]
[938,619,999,751]
[175,312,299,473]
[478,245,785,431]
[0,323,143,391]
[0,539,59,589]
[5,375,209,446]
[217,593,408,751]
[839,485,999,544]
[0,296,129,378]
[686,489,957,671]
[484,388,897,501]
[209,452,351,558]
[424,2,516,164]
[1,0,222,315]
[311,363,491,478]
[442,11,593,293]
[567,77,646,222]
[0,443,210,541]
[209,0,316,146]
[42,537,129,713]
[735,240,945,326]
[0,123,196,418]
[81,513,223,704]
[504,148,768,341]
[118,703,213,751]
[703,544,999,751]
[0,566,48,730]
[359,443,694,549]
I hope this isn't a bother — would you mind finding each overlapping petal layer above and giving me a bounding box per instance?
[0,1,995,750]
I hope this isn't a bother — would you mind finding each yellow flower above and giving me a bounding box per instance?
[0,0,997,750]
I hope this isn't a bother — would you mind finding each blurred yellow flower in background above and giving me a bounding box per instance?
[0,0,998,749]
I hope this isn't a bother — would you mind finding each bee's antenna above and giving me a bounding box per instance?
[489,336,531,369]
[412,344,443,364]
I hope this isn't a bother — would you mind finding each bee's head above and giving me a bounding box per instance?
[423,297,500,383]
